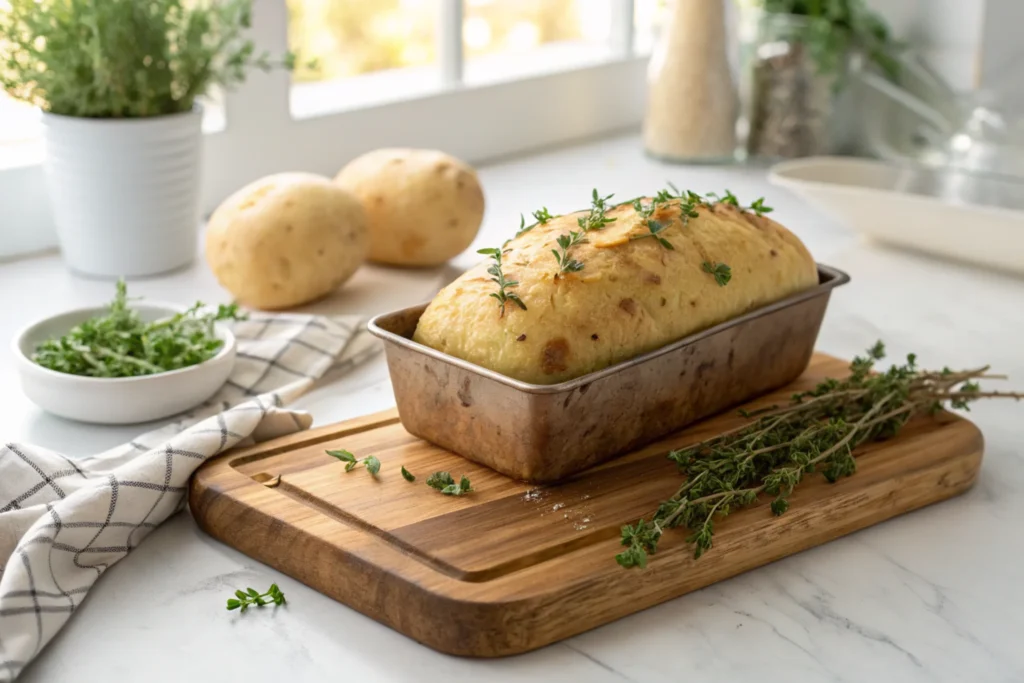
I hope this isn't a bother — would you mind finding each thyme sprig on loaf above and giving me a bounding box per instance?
[419,185,803,385]
[483,186,773,306]
[616,342,1024,568]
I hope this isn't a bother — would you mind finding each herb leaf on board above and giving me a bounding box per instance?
[427,471,473,496]
[328,449,380,476]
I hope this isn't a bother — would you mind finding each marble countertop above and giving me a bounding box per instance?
[3,134,1023,683]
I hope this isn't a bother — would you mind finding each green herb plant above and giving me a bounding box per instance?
[752,0,900,78]
[32,280,242,378]
[426,472,473,496]
[1,0,298,118]
[477,248,527,316]
[226,584,286,611]
[401,466,416,482]
[616,342,1024,569]
[326,449,381,476]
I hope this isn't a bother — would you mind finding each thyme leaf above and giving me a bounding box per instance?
[630,219,675,250]
[426,471,473,496]
[326,449,380,476]
[532,207,557,224]
[702,261,732,286]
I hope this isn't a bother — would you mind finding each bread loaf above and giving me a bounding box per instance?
[413,196,817,384]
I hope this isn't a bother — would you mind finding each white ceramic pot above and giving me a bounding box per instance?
[42,108,202,278]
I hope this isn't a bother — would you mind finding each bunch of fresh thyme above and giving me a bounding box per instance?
[32,280,243,378]
[616,342,1024,568]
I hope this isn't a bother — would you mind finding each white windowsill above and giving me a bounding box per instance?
[289,41,626,121]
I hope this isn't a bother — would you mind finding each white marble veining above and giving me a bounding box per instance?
[2,134,1023,682]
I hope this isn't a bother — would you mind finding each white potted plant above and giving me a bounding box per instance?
[0,0,293,277]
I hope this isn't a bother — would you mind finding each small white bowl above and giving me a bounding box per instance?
[12,303,236,425]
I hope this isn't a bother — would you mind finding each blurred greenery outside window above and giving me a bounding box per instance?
[287,0,665,115]
[1,0,665,148]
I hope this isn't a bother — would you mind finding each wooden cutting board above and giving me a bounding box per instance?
[189,353,983,657]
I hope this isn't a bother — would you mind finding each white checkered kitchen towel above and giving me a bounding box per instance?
[0,312,380,681]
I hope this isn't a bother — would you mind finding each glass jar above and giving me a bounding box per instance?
[643,0,737,163]
[737,10,845,160]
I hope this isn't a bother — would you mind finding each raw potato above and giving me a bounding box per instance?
[335,148,484,266]
[414,199,818,384]
[206,173,368,309]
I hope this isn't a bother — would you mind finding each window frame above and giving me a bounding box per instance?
[0,0,647,260]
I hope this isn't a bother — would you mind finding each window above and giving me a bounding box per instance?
[0,0,652,259]
[287,0,440,117]
[634,0,666,55]
[461,0,614,85]
[0,94,42,169]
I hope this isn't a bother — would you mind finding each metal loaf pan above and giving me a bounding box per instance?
[369,264,850,483]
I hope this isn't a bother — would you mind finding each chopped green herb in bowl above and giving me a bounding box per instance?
[14,280,244,424]
[32,279,244,378]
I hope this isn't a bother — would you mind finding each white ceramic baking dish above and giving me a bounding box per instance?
[769,156,1024,276]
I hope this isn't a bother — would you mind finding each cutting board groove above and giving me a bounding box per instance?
[189,354,983,657]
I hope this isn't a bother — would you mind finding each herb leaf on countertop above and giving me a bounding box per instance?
[226,583,286,611]
[401,466,416,482]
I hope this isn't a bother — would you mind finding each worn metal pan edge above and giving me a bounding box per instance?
[368,263,850,393]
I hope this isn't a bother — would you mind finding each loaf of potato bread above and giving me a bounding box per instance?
[413,197,817,384]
